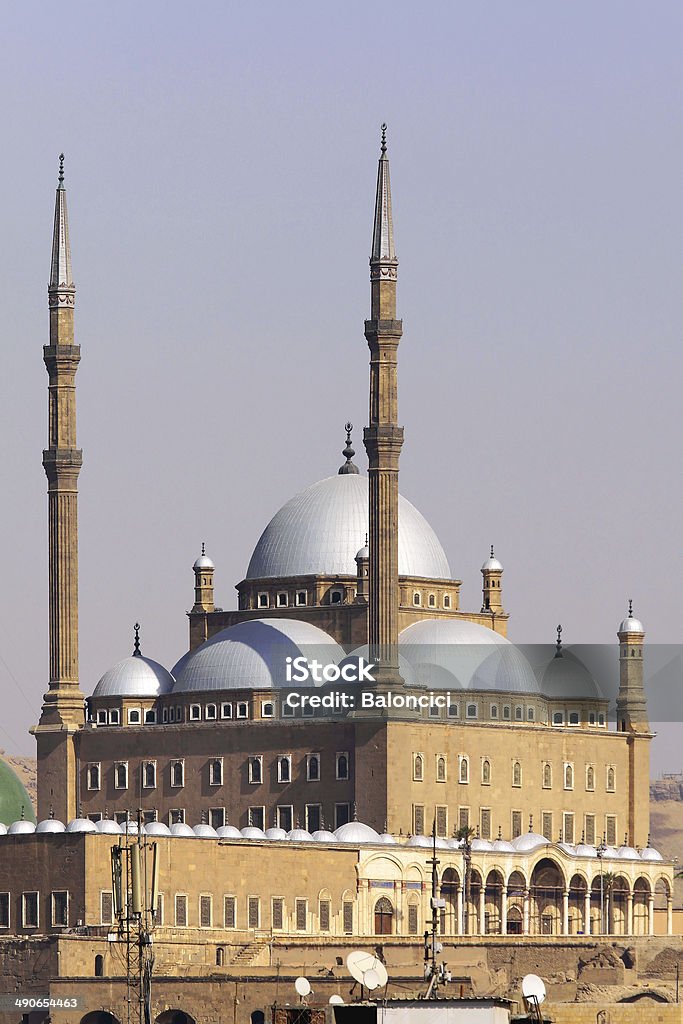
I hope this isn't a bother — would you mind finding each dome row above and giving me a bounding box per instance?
[0,818,663,861]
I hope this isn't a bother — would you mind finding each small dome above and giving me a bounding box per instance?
[619,616,644,634]
[144,821,171,836]
[471,838,493,852]
[92,655,174,698]
[377,833,396,845]
[575,844,597,858]
[265,827,288,840]
[640,847,664,862]
[8,820,36,835]
[241,826,266,840]
[120,820,141,835]
[448,837,464,850]
[288,828,314,842]
[603,846,618,859]
[66,818,97,834]
[216,825,242,839]
[170,822,195,837]
[492,838,515,854]
[193,823,218,839]
[557,843,576,856]
[0,823,7,836]
[312,829,337,842]
[194,554,215,570]
[36,819,66,834]
[355,545,369,561]
[616,846,640,861]
[95,819,123,834]
[407,834,433,848]
[246,474,451,580]
[334,821,380,844]
[172,618,344,693]
[541,650,601,699]
[513,832,547,853]
[482,551,503,572]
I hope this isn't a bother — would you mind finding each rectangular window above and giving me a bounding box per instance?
[156,894,164,926]
[87,812,103,823]
[436,805,448,838]
[343,900,353,934]
[466,703,478,719]
[141,809,157,825]
[96,710,107,725]
[605,814,617,846]
[277,593,288,607]
[458,807,470,830]
[200,895,212,928]
[248,896,260,929]
[22,892,38,929]
[175,894,188,927]
[224,895,236,929]
[511,810,522,839]
[319,899,331,932]
[542,812,553,842]
[296,591,307,606]
[408,904,419,934]
[0,893,9,928]
[114,811,128,825]
[127,708,141,725]
[490,704,498,719]
[169,808,185,825]
[563,812,575,844]
[282,702,295,717]
[569,711,580,725]
[515,705,523,721]
[413,804,425,835]
[109,708,120,725]
[272,897,284,930]
[335,803,350,828]
[248,807,265,830]
[305,804,321,833]
[277,805,293,832]
[295,898,307,931]
[209,758,223,786]
[51,891,68,927]
[585,814,596,845]
[429,704,441,718]
[261,701,274,718]
[480,808,491,841]
[144,709,156,724]
[100,892,113,926]
[209,807,225,829]
[503,705,511,720]
[527,707,535,721]
[258,593,269,608]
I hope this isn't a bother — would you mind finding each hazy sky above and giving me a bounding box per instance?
[1,2,681,771]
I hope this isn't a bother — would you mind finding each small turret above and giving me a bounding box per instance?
[354,535,369,603]
[617,600,647,732]
[192,543,215,613]
[481,545,504,614]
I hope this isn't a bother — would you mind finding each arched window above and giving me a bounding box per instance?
[94,953,104,977]
[543,763,552,789]
[216,946,225,966]
[436,756,446,782]
[171,760,184,787]
[586,766,595,791]
[607,766,615,792]
[307,755,320,781]
[459,757,469,784]
[413,754,424,781]
[143,762,156,788]
[482,759,491,785]
[564,764,573,790]
[512,761,522,787]
[336,753,349,780]
[374,896,394,935]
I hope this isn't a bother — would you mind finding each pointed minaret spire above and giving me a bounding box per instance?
[363,126,404,687]
[49,154,74,309]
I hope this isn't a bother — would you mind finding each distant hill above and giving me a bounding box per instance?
[0,753,37,808]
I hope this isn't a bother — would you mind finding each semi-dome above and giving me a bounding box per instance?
[334,821,380,843]
[399,619,539,693]
[66,818,97,834]
[36,818,66,834]
[0,824,7,836]
[541,650,601,700]
[246,474,451,580]
[172,618,344,693]
[92,654,174,698]
[0,760,36,827]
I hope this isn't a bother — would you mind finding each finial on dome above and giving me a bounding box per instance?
[352,802,358,821]
[201,541,206,557]
[490,544,494,559]
[528,815,533,833]
[20,804,25,820]
[58,153,65,188]
[133,622,141,657]
[555,624,563,659]
[647,832,651,848]
[497,825,502,840]
[338,422,359,474]
[628,598,633,617]
[380,123,387,157]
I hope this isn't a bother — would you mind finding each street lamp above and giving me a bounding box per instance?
[597,836,607,934]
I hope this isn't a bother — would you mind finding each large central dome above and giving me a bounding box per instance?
[246,474,451,580]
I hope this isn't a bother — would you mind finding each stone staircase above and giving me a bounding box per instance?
[230,939,269,967]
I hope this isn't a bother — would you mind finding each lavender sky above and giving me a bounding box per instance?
[1,2,681,772]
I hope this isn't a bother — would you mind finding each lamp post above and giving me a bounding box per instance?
[597,836,607,934]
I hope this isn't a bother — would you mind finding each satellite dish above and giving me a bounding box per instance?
[329,995,344,1005]
[522,974,546,1006]
[295,977,311,997]
[364,969,380,991]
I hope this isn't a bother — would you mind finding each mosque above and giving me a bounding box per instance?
[0,134,675,1024]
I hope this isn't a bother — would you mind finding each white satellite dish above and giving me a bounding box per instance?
[364,969,380,991]
[522,974,546,1006]
[329,995,344,1005]
[295,977,311,997]
[346,951,389,989]
[346,951,369,985]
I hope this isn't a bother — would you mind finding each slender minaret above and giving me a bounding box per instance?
[33,156,85,821]
[363,126,403,684]
[617,601,648,732]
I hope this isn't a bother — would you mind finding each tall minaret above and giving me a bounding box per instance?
[363,125,403,684]
[33,156,85,822]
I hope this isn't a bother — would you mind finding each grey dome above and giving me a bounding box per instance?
[288,828,314,842]
[541,650,601,699]
[619,616,644,634]
[216,825,242,839]
[407,834,433,848]
[312,829,337,842]
[482,556,503,572]
[241,826,266,839]
[575,844,597,858]
[93,654,174,698]
[144,821,171,836]
[400,619,539,693]
[377,834,396,845]
[193,823,218,839]
[492,838,515,854]
[640,847,664,862]
[36,819,66,833]
[513,832,547,852]
[355,545,369,561]
[616,846,640,861]
[265,827,288,840]
[66,818,97,834]
[172,618,344,693]
[471,838,493,852]
[194,554,214,570]
[8,820,36,835]
[334,821,380,843]
[170,822,195,837]
[246,474,451,580]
